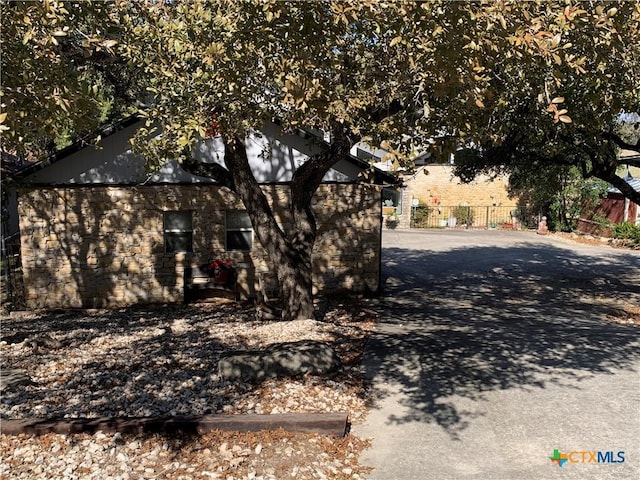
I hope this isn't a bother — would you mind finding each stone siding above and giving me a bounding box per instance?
[396,165,515,228]
[18,184,381,309]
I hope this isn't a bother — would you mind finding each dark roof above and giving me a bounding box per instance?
[344,151,399,186]
[297,128,398,186]
[1,151,26,177]
[621,154,640,168]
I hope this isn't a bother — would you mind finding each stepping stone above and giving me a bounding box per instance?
[218,340,341,381]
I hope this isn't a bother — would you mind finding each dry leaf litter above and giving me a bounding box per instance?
[1,300,377,479]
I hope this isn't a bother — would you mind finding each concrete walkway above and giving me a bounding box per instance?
[356,230,640,480]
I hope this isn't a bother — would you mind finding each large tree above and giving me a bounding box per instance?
[439,2,640,205]
[4,1,640,319]
[116,0,405,320]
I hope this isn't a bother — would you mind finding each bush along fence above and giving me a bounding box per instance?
[611,222,640,249]
[410,205,539,230]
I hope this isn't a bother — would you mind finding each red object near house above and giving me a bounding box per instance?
[578,178,640,235]
[205,112,221,137]
[208,258,234,286]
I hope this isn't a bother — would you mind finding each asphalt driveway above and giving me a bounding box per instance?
[356,230,640,480]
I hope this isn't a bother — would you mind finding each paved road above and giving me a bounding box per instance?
[356,230,640,480]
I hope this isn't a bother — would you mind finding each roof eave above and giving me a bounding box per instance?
[8,114,142,181]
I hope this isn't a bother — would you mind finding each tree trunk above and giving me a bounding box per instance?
[273,240,315,321]
[589,149,640,207]
[185,128,350,321]
[222,136,327,321]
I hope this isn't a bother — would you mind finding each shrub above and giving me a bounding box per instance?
[412,204,431,227]
[453,205,475,226]
[385,213,399,229]
[612,222,640,248]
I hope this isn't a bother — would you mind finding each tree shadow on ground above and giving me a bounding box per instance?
[366,242,640,439]
[0,304,245,421]
[0,299,370,428]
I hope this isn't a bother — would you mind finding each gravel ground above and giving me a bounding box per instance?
[0,300,376,479]
[550,231,639,249]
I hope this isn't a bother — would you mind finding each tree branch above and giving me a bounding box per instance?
[289,126,352,245]
[222,136,286,245]
[292,127,351,203]
[603,131,640,153]
[366,99,404,124]
[598,171,640,206]
[182,155,235,191]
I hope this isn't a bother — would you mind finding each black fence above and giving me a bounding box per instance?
[411,205,540,230]
[1,232,24,309]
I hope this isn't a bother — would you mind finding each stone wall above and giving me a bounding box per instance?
[18,184,381,309]
[395,165,516,228]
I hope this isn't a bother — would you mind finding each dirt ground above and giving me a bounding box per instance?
[551,231,638,250]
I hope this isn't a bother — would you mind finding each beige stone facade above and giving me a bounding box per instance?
[394,165,516,228]
[18,184,381,309]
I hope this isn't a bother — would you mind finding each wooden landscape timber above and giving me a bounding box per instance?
[0,412,349,437]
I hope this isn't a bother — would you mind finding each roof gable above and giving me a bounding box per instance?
[12,119,396,186]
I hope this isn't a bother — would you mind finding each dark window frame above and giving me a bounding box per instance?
[164,211,193,253]
[382,188,403,215]
[225,210,253,251]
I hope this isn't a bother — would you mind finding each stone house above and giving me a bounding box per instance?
[391,164,515,229]
[9,118,396,309]
[352,145,517,229]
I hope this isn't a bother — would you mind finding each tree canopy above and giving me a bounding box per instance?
[433,2,640,203]
[1,0,135,157]
[4,1,640,177]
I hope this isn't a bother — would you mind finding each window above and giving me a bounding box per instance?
[164,211,193,253]
[226,210,253,251]
[382,188,402,215]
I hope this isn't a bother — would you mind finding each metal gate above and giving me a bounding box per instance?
[410,205,540,230]
[1,232,24,310]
